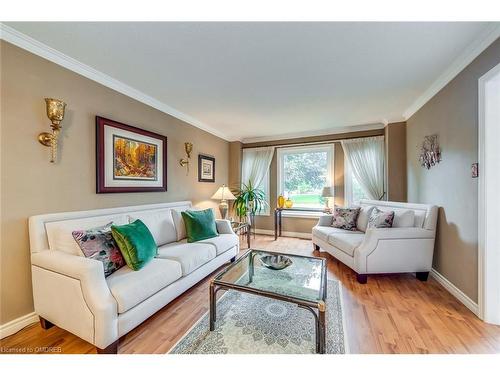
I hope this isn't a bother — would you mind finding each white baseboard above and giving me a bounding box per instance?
[254,228,312,240]
[0,312,38,339]
[430,268,479,317]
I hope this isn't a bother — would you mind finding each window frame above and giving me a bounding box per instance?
[277,144,335,213]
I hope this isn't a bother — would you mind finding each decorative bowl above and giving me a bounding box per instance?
[260,255,293,270]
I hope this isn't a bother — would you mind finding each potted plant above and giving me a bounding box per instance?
[233,181,269,222]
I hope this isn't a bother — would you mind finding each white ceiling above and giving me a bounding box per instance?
[4,22,498,142]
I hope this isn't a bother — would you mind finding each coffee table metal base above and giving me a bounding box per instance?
[209,281,327,354]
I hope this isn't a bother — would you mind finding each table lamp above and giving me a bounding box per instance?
[211,184,237,219]
[321,186,335,211]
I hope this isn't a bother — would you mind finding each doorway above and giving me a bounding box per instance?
[478,61,500,325]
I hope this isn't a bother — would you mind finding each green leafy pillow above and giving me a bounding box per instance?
[181,209,218,243]
[111,219,157,271]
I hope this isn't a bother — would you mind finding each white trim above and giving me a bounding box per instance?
[0,312,38,339]
[0,23,236,142]
[242,123,385,144]
[478,61,500,324]
[254,228,312,240]
[430,269,479,317]
[403,23,500,120]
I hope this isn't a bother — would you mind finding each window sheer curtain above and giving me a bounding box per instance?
[241,146,275,217]
[341,136,385,200]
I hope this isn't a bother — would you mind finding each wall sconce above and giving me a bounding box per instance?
[179,142,193,173]
[38,98,67,163]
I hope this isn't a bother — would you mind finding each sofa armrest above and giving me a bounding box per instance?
[354,227,436,274]
[317,214,333,227]
[215,219,236,235]
[31,250,118,348]
[364,227,435,241]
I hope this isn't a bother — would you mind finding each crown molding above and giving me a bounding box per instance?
[403,22,500,120]
[0,23,237,142]
[241,122,385,144]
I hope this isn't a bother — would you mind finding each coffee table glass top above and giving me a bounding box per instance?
[215,249,326,303]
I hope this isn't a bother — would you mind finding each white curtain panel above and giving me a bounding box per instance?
[241,146,275,189]
[341,136,385,200]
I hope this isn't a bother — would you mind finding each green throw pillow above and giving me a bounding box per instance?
[111,219,157,271]
[181,209,218,243]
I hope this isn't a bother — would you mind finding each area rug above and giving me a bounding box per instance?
[169,280,348,354]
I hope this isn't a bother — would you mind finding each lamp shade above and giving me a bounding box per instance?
[321,186,335,198]
[211,184,236,200]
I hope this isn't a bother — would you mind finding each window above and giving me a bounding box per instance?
[277,145,334,211]
[344,157,368,205]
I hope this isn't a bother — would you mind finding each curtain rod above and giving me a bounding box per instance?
[241,133,384,149]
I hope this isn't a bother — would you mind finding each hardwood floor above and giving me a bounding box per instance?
[2,235,500,354]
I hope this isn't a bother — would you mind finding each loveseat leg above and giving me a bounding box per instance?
[313,243,320,251]
[230,256,236,263]
[96,340,119,354]
[416,271,429,281]
[356,274,367,284]
[39,317,54,330]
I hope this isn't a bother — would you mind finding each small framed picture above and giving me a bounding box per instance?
[198,154,215,182]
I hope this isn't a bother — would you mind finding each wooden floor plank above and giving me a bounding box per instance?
[1,234,500,354]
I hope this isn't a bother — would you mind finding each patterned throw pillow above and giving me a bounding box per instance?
[72,223,125,277]
[368,207,395,229]
[331,207,361,231]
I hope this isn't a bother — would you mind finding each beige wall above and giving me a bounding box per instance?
[385,122,407,202]
[0,41,229,324]
[407,38,500,302]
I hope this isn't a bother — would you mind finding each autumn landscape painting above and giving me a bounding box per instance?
[113,135,157,180]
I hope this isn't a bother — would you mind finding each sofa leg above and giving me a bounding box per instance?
[416,271,429,281]
[39,317,55,330]
[96,340,119,354]
[230,256,236,263]
[313,243,320,251]
[356,274,367,284]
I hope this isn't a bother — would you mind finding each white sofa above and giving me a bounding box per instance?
[312,199,438,284]
[28,201,239,353]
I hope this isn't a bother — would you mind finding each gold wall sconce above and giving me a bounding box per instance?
[38,98,67,163]
[179,142,193,173]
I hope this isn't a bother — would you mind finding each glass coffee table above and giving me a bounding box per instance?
[209,249,328,353]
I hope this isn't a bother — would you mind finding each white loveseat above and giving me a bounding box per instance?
[312,199,438,284]
[28,201,239,353]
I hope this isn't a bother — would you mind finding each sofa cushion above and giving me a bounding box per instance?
[331,207,361,231]
[327,231,365,257]
[106,258,182,313]
[72,222,125,277]
[111,220,157,271]
[393,210,415,228]
[198,234,238,256]
[128,209,177,246]
[313,226,363,243]
[356,206,375,232]
[368,207,395,229]
[46,214,128,256]
[157,240,216,276]
[182,209,218,243]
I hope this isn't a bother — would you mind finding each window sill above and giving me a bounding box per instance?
[280,211,324,219]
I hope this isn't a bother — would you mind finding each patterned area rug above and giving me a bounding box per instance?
[169,280,348,354]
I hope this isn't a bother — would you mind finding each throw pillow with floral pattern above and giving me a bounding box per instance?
[331,207,361,231]
[72,223,125,277]
[367,207,395,229]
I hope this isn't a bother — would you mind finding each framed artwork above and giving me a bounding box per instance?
[198,154,215,182]
[96,116,167,193]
